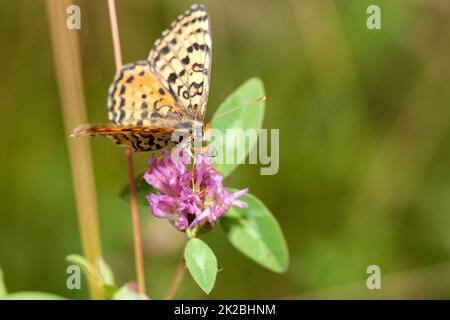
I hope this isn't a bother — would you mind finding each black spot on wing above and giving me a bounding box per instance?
[181,56,190,65]
[192,63,205,72]
[119,109,126,121]
[119,97,126,108]
[161,46,170,55]
[168,73,177,83]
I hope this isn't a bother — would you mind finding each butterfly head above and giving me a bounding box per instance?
[173,120,208,143]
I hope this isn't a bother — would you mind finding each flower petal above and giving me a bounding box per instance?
[232,188,249,199]
[147,193,177,218]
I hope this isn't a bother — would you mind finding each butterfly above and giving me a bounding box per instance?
[71,4,212,152]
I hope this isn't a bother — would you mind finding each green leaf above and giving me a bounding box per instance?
[97,258,117,299]
[67,255,120,298]
[66,254,96,280]
[102,284,118,300]
[119,172,155,206]
[5,292,65,300]
[98,257,115,287]
[112,283,149,300]
[211,78,265,177]
[220,192,289,273]
[184,238,218,294]
[0,267,65,300]
[0,267,7,298]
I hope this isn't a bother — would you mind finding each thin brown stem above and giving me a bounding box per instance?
[125,148,146,295]
[107,0,122,70]
[107,0,146,295]
[165,256,186,300]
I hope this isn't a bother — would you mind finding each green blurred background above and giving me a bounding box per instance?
[1,0,450,299]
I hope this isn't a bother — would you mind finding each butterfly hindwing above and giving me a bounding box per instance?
[148,4,212,121]
[71,124,175,152]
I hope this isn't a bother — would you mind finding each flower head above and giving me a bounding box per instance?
[144,151,248,231]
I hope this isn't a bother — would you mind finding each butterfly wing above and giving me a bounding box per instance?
[71,124,176,152]
[71,5,212,151]
[148,4,212,121]
[108,60,184,127]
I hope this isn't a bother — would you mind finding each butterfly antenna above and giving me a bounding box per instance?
[212,96,266,122]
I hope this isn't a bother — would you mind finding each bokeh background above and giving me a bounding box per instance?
[1,0,450,299]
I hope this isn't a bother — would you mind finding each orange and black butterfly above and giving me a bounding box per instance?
[71,4,212,152]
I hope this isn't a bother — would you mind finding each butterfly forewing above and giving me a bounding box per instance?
[148,4,211,121]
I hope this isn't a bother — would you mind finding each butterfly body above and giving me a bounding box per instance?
[72,4,211,152]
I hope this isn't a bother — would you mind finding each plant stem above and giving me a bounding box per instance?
[46,0,104,299]
[107,0,122,70]
[107,0,146,295]
[165,255,186,300]
[126,148,146,295]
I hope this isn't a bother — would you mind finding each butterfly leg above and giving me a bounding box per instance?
[192,152,196,192]
[182,147,197,191]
